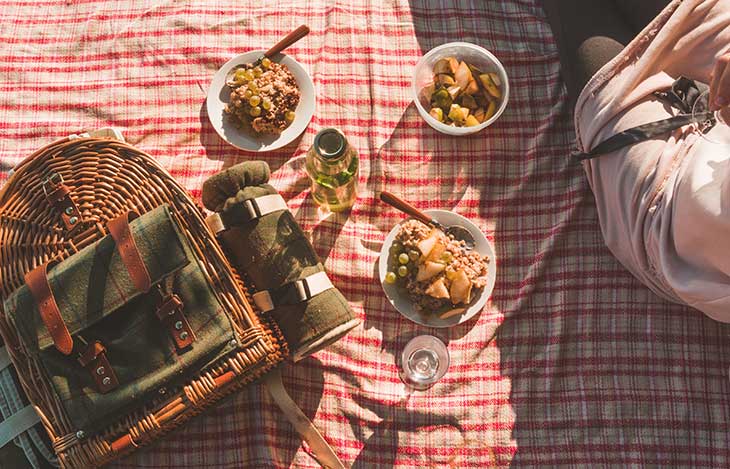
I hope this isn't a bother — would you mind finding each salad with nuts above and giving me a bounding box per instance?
[224,57,300,135]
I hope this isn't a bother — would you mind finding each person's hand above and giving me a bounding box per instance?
[709,52,730,123]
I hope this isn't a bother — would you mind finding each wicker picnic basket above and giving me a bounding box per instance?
[0,135,287,468]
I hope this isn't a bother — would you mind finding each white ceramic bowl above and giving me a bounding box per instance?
[378,210,497,328]
[206,51,315,152]
[412,42,509,136]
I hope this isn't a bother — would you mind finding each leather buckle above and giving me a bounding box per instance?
[41,172,84,231]
[155,293,195,351]
[78,341,118,394]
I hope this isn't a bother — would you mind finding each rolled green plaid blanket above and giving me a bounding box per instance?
[202,161,360,362]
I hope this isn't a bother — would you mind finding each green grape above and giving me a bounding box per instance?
[261,57,272,69]
[384,272,397,284]
[242,70,254,81]
[408,250,420,261]
[244,89,253,99]
[397,265,408,277]
[253,66,263,77]
[248,95,261,107]
[262,98,272,110]
[248,82,258,92]
[249,106,262,117]
[398,253,409,265]
[285,110,296,122]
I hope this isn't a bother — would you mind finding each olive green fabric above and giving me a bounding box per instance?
[202,162,359,360]
[3,205,237,434]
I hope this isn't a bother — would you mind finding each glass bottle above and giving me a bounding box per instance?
[305,128,359,212]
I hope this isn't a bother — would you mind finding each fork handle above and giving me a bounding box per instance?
[379,191,433,226]
[264,25,310,58]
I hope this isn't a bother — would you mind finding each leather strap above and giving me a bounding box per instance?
[253,271,333,314]
[24,261,73,356]
[108,211,152,293]
[263,368,345,469]
[206,194,288,235]
[77,341,118,393]
[42,173,83,231]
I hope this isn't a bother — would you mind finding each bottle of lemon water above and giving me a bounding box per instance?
[305,128,359,212]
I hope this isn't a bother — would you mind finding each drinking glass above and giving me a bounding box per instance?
[399,335,450,391]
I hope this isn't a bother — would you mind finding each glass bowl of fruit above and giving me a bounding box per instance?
[412,42,509,135]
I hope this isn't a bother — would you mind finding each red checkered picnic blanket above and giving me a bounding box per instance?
[1,1,729,467]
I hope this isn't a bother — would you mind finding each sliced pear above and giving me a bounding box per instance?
[417,231,439,258]
[473,107,486,123]
[465,115,480,127]
[483,99,498,122]
[478,73,501,99]
[454,61,473,90]
[487,72,502,87]
[436,74,456,86]
[460,94,477,110]
[416,261,447,282]
[439,307,466,319]
[433,58,452,75]
[425,278,450,299]
[449,269,472,304]
[446,85,462,100]
[420,83,435,103]
[465,79,479,96]
[447,57,459,74]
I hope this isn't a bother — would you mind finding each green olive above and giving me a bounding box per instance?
[249,95,261,107]
[249,106,262,117]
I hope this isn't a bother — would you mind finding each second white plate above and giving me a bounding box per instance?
[378,210,496,328]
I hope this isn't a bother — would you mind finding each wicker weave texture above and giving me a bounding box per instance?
[0,137,286,468]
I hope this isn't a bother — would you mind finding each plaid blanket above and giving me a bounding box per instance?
[1,1,728,468]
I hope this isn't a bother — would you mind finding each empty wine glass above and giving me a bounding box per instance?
[399,335,450,391]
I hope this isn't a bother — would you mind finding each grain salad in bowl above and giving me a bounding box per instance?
[224,58,300,135]
[384,219,490,319]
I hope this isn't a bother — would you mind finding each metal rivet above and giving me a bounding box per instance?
[229,339,237,348]
[96,366,105,375]
[69,216,78,225]
[64,206,74,215]
[76,430,85,440]
[174,321,183,330]
[102,377,111,386]
[179,331,189,340]
[158,387,167,395]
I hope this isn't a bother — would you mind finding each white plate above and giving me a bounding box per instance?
[378,210,496,328]
[206,50,316,152]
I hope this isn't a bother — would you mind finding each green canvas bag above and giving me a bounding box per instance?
[3,204,238,435]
